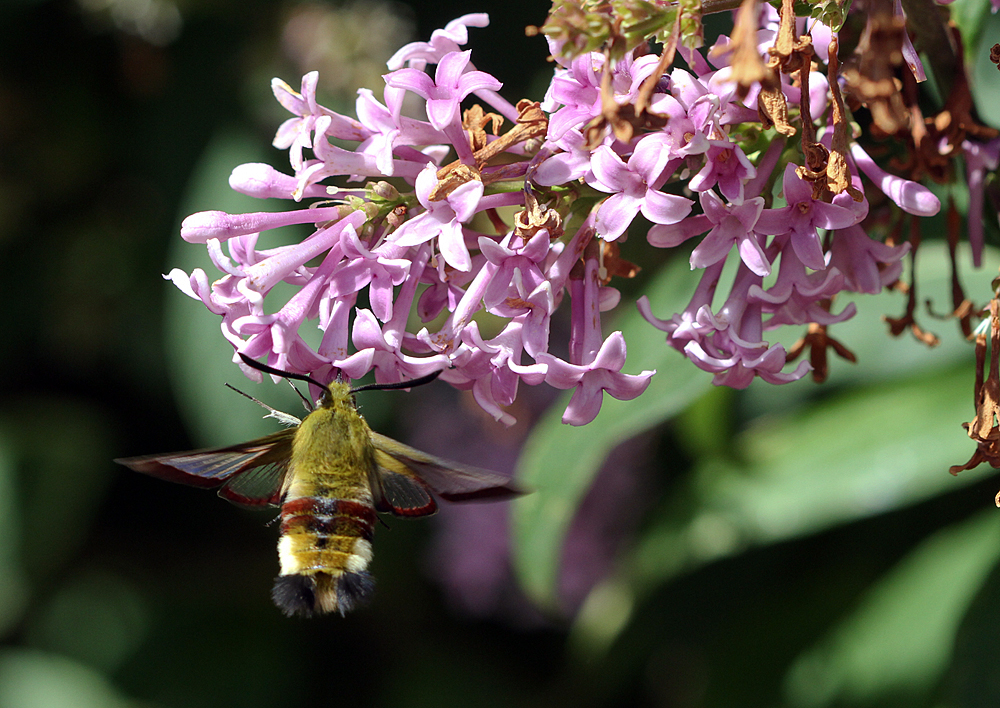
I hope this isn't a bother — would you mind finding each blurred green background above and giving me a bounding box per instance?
[5,0,1000,706]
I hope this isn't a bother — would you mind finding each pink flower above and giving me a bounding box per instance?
[386,50,502,160]
[828,224,910,294]
[389,163,484,271]
[650,190,771,276]
[536,332,654,425]
[640,263,811,388]
[849,142,940,217]
[386,13,490,70]
[755,164,867,270]
[962,138,1000,267]
[589,135,693,241]
[688,139,756,202]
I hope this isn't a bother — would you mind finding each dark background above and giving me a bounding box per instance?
[5,0,1000,706]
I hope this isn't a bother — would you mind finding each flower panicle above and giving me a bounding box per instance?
[172,5,980,427]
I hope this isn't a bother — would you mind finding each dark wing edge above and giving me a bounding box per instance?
[369,431,526,514]
[370,448,438,517]
[114,429,295,508]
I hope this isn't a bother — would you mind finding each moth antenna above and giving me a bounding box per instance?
[350,369,443,394]
[224,383,302,427]
[286,379,314,413]
[238,353,328,390]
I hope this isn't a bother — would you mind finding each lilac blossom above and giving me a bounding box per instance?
[754,164,867,271]
[543,53,607,141]
[828,224,910,294]
[479,230,550,314]
[389,163,484,271]
[386,50,501,133]
[848,142,941,217]
[687,139,757,203]
[963,138,1000,267]
[589,134,693,240]
[537,332,654,425]
[639,263,811,388]
[646,92,712,159]
[650,190,771,276]
[750,244,857,329]
[386,13,490,70]
[167,10,970,429]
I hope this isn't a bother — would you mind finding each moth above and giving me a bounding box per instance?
[115,354,522,617]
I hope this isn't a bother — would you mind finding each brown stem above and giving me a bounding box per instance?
[702,0,745,14]
[636,11,681,115]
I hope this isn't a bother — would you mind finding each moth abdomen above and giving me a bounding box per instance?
[335,571,375,613]
[271,570,375,617]
[275,494,378,615]
[116,354,523,617]
[272,575,317,617]
[279,497,377,543]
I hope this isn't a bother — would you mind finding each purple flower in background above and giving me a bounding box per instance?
[589,134,693,240]
[963,137,1000,267]
[651,190,770,276]
[755,164,867,270]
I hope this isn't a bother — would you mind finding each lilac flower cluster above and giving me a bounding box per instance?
[168,9,952,425]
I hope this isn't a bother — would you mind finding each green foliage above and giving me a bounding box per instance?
[0,649,137,708]
[513,233,1000,703]
[784,510,1000,706]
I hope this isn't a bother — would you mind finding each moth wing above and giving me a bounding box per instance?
[115,429,295,508]
[370,447,438,517]
[216,459,291,508]
[368,431,524,517]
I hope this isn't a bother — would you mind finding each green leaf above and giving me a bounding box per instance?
[945,544,1000,706]
[0,440,27,636]
[971,10,1000,128]
[572,364,994,653]
[950,0,994,59]
[783,509,1000,707]
[638,365,990,585]
[0,649,136,708]
[511,256,714,611]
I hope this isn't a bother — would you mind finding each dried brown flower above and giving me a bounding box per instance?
[843,5,910,136]
[786,321,858,383]
[950,299,1000,506]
